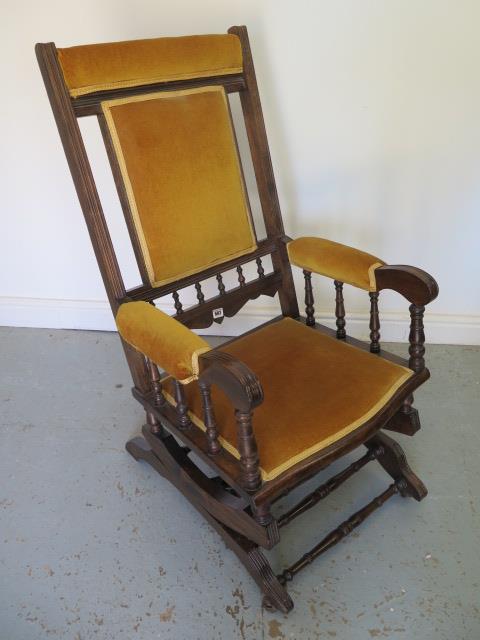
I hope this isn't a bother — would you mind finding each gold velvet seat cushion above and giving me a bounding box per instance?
[58,34,243,97]
[167,318,413,481]
[287,237,384,291]
[102,86,257,287]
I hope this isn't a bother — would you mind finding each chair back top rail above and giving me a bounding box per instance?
[57,34,243,97]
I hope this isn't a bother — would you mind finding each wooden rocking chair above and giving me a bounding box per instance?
[36,26,438,613]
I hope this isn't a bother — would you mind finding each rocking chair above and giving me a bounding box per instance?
[36,26,438,613]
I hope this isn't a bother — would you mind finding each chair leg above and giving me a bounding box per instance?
[126,429,294,613]
[366,431,427,501]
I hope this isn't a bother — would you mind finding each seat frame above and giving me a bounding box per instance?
[36,26,438,613]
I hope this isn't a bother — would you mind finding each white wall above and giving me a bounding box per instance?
[1,0,479,343]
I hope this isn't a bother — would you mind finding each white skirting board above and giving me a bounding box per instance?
[0,296,479,345]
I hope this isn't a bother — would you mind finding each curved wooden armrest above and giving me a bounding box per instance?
[199,350,264,491]
[199,350,264,412]
[375,265,439,306]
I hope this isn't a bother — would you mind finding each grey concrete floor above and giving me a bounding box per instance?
[0,326,479,640]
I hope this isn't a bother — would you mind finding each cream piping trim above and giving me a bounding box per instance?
[101,86,257,287]
[190,346,212,380]
[165,368,414,481]
[368,261,384,291]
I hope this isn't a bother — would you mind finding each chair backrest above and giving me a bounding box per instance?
[36,27,298,389]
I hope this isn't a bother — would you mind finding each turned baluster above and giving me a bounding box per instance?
[255,257,265,279]
[145,358,165,435]
[172,290,183,314]
[198,381,221,455]
[236,265,246,287]
[216,273,226,295]
[303,270,315,327]
[334,280,346,339]
[235,409,261,491]
[369,292,381,353]
[173,379,191,429]
[194,282,205,304]
[408,304,425,372]
[147,359,165,408]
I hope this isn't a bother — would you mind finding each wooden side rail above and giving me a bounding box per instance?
[375,264,439,306]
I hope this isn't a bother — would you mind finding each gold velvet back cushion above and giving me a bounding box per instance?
[102,87,257,287]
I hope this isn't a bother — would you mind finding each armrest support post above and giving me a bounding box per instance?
[408,304,426,373]
[303,270,316,327]
[235,409,261,491]
[198,381,221,455]
[173,380,192,430]
[369,292,381,353]
[334,280,346,339]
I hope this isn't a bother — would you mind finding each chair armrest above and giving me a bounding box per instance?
[115,301,210,383]
[287,237,439,305]
[375,265,439,306]
[287,236,385,291]
[199,350,264,413]
[199,350,264,491]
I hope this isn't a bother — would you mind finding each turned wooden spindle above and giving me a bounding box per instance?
[216,273,226,295]
[235,409,261,491]
[303,270,315,327]
[408,304,425,372]
[369,292,381,353]
[194,282,205,304]
[172,290,183,314]
[147,359,165,408]
[198,381,221,455]
[236,265,246,287]
[334,280,346,339]
[173,379,191,429]
[255,257,265,279]
[145,359,165,435]
[277,481,400,586]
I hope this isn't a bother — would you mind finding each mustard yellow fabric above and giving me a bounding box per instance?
[165,318,412,480]
[102,87,257,287]
[58,34,243,97]
[116,301,210,383]
[287,237,385,291]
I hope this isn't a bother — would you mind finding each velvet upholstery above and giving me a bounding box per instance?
[116,301,210,383]
[102,87,257,287]
[57,34,243,97]
[165,318,413,480]
[287,237,385,291]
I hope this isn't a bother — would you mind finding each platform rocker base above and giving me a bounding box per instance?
[126,425,427,613]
